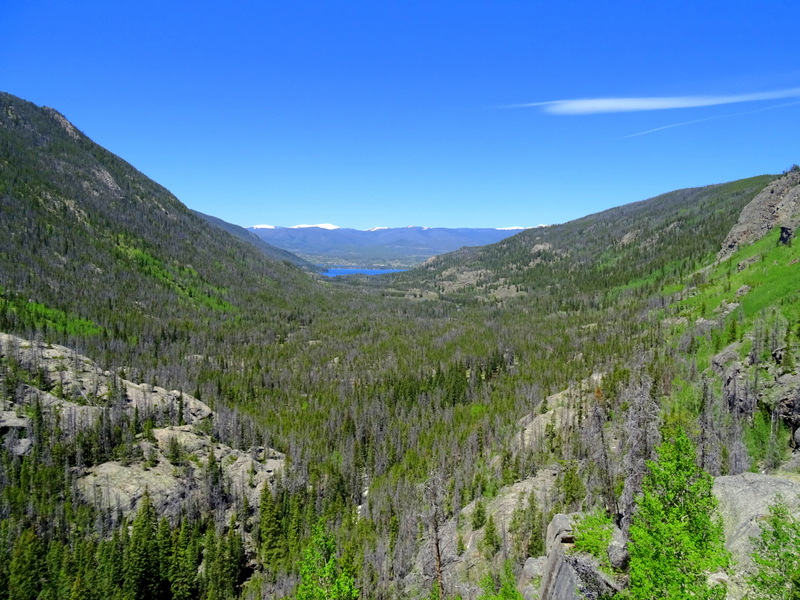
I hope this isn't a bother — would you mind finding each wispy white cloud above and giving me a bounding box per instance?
[624,100,800,137]
[513,87,800,115]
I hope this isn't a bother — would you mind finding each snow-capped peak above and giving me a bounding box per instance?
[252,224,275,229]
[497,226,527,231]
[367,226,389,231]
[290,223,340,230]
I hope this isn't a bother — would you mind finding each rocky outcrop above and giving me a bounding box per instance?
[516,374,603,456]
[530,473,800,600]
[404,468,558,599]
[711,341,800,448]
[773,373,800,447]
[539,514,582,600]
[0,410,32,456]
[0,331,285,522]
[713,472,800,600]
[77,428,284,521]
[0,332,211,428]
[538,514,621,600]
[520,557,547,600]
[718,170,800,261]
[711,344,755,421]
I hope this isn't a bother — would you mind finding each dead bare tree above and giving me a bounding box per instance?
[421,469,447,600]
[619,377,661,533]
[583,389,619,516]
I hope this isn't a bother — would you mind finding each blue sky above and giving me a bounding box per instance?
[4,1,800,230]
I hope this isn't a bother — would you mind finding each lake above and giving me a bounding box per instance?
[321,267,407,277]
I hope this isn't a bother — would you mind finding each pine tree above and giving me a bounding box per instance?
[170,520,197,600]
[472,499,487,529]
[477,561,524,600]
[295,521,359,600]
[156,517,173,599]
[202,527,222,600]
[628,430,728,600]
[748,497,800,600]
[9,529,44,600]
[217,518,246,599]
[124,490,162,600]
[259,483,283,570]
[482,514,501,558]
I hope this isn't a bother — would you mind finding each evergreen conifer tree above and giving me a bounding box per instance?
[170,520,197,600]
[124,490,162,600]
[259,483,283,570]
[628,430,728,600]
[295,521,358,600]
[748,497,800,600]
[9,529,44,600]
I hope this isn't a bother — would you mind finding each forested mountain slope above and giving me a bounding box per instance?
[2,91,800,600]
[193,210,316,270]
[399,176,775,306]
[0,91,324,390]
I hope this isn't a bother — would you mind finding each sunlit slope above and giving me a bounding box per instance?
[400,176,776,305]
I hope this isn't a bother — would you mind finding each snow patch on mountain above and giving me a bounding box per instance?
[290,223,340,230]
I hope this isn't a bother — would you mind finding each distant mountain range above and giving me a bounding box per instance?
[247,224,531,267]
[193,211,317,269]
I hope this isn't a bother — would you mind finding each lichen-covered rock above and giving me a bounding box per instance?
[77,431,285,521]
[711,343,741,376]
[520,557,547,600]
[537,513,623,600]
[0,331,284,529]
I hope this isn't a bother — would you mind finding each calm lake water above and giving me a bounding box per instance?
[321,267,407,277]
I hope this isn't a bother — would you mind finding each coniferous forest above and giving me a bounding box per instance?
[2,91,800,599]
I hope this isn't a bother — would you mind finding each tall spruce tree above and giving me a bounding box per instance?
[628,430,728,600]
[259,483,282,571]
[124,490,162,600]
[748,497,800,600]
[295,521,358,600]
[9,528,44,600]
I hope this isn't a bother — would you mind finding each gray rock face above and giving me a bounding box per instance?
[540,549,582,600]
[521,557,547,600]
[406,468,558,600]
[773,374,800,444]
[607,526,628,571]
[0,331,284,525]
[539,513,581,600]
[77,429,284,521]
[718,170,800,261]
[713,472,800,600]
[0,332,213,427]
[711,343,741,376]
[538,513,622,600]
[515,374,603,457]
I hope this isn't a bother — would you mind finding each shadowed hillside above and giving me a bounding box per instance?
[0,92,322,378]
